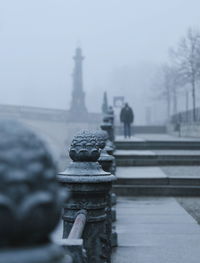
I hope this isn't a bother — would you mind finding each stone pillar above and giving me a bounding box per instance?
[107,106,115,125]
[108,106,115,148]
[101,116,116,175]
[0,120,68,263]
[101,110,118,247]
[96,130,114,174]
[106,106,115,142]
[95,130,118,247]
[58,130,116,263]
[101,115,115,145]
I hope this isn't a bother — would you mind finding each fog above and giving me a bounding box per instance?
[1,0,200,124]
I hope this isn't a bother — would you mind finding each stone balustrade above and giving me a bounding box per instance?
[0,108,117,263]
[58,130,116,263]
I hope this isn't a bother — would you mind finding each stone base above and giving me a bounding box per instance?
[112,208,117,222]
[111,231,118,248]
[111,193,117,206]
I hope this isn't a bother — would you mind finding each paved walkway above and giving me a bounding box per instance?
[116,166,200,179]
[116,134,200,141]
[112,197,200,263]
[116,167,167,178]
[115,149,200,155]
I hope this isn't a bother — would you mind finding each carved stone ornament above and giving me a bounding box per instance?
[60,130,115,181]
[0,120,66,248]
[69,130,101,162]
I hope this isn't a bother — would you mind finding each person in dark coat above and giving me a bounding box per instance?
[120,103,134,138]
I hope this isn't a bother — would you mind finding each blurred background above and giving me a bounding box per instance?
[1,0,200,168]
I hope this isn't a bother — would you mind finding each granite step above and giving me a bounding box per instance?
[115,140,200,150]
[113,167,200,196]
[114,150,200,166]
[113,184,200,196]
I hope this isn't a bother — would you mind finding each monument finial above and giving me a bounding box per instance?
[102,91,109,114]
[70,47,87,119]
[77,39,81,48]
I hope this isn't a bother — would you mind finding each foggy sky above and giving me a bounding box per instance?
[0,0,200,123]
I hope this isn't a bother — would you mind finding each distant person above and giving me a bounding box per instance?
[120,103,134,138]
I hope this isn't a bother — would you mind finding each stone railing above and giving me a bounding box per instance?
[169,108,200,137]
[58,128,117,263]
[0,110,117,263]
[171,108,200,124]
[0,104,102,124]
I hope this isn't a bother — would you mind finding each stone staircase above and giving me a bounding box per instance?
[113,135,200,196]
[115,150,200,166]
[115,140,200,150]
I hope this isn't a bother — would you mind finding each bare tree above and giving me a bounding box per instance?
[167,66,181,116]
[153,64,180,121]
[170,28,200,121]
[161,65,172,119]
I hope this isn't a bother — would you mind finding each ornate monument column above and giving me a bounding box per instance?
[70,47,88,119]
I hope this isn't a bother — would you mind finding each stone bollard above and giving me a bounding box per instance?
[96,130,115,174]
[107,106,116,153]
[105,106,115,143]
[101,117,116,174]
[101,110,118,247]
[58,130,116,263]
[101,115,115,152]
[0,120,69,263]
[95,130,118,247]
[107,106,114,123]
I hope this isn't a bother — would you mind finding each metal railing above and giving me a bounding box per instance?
[171,108,200,124]
[68,210,87,240]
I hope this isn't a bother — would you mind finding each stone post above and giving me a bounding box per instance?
[95,130,118,247]
[101,108,118,247]
[106,106,115,143]
[107,106,115,124]
[0,120,69,263]
[96,130,114,174]
[102,115,115,146]
[58,130,116,263]
[101,116,115,154]
[101,114,116,175]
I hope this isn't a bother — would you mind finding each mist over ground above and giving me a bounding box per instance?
[0,0,200,124]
